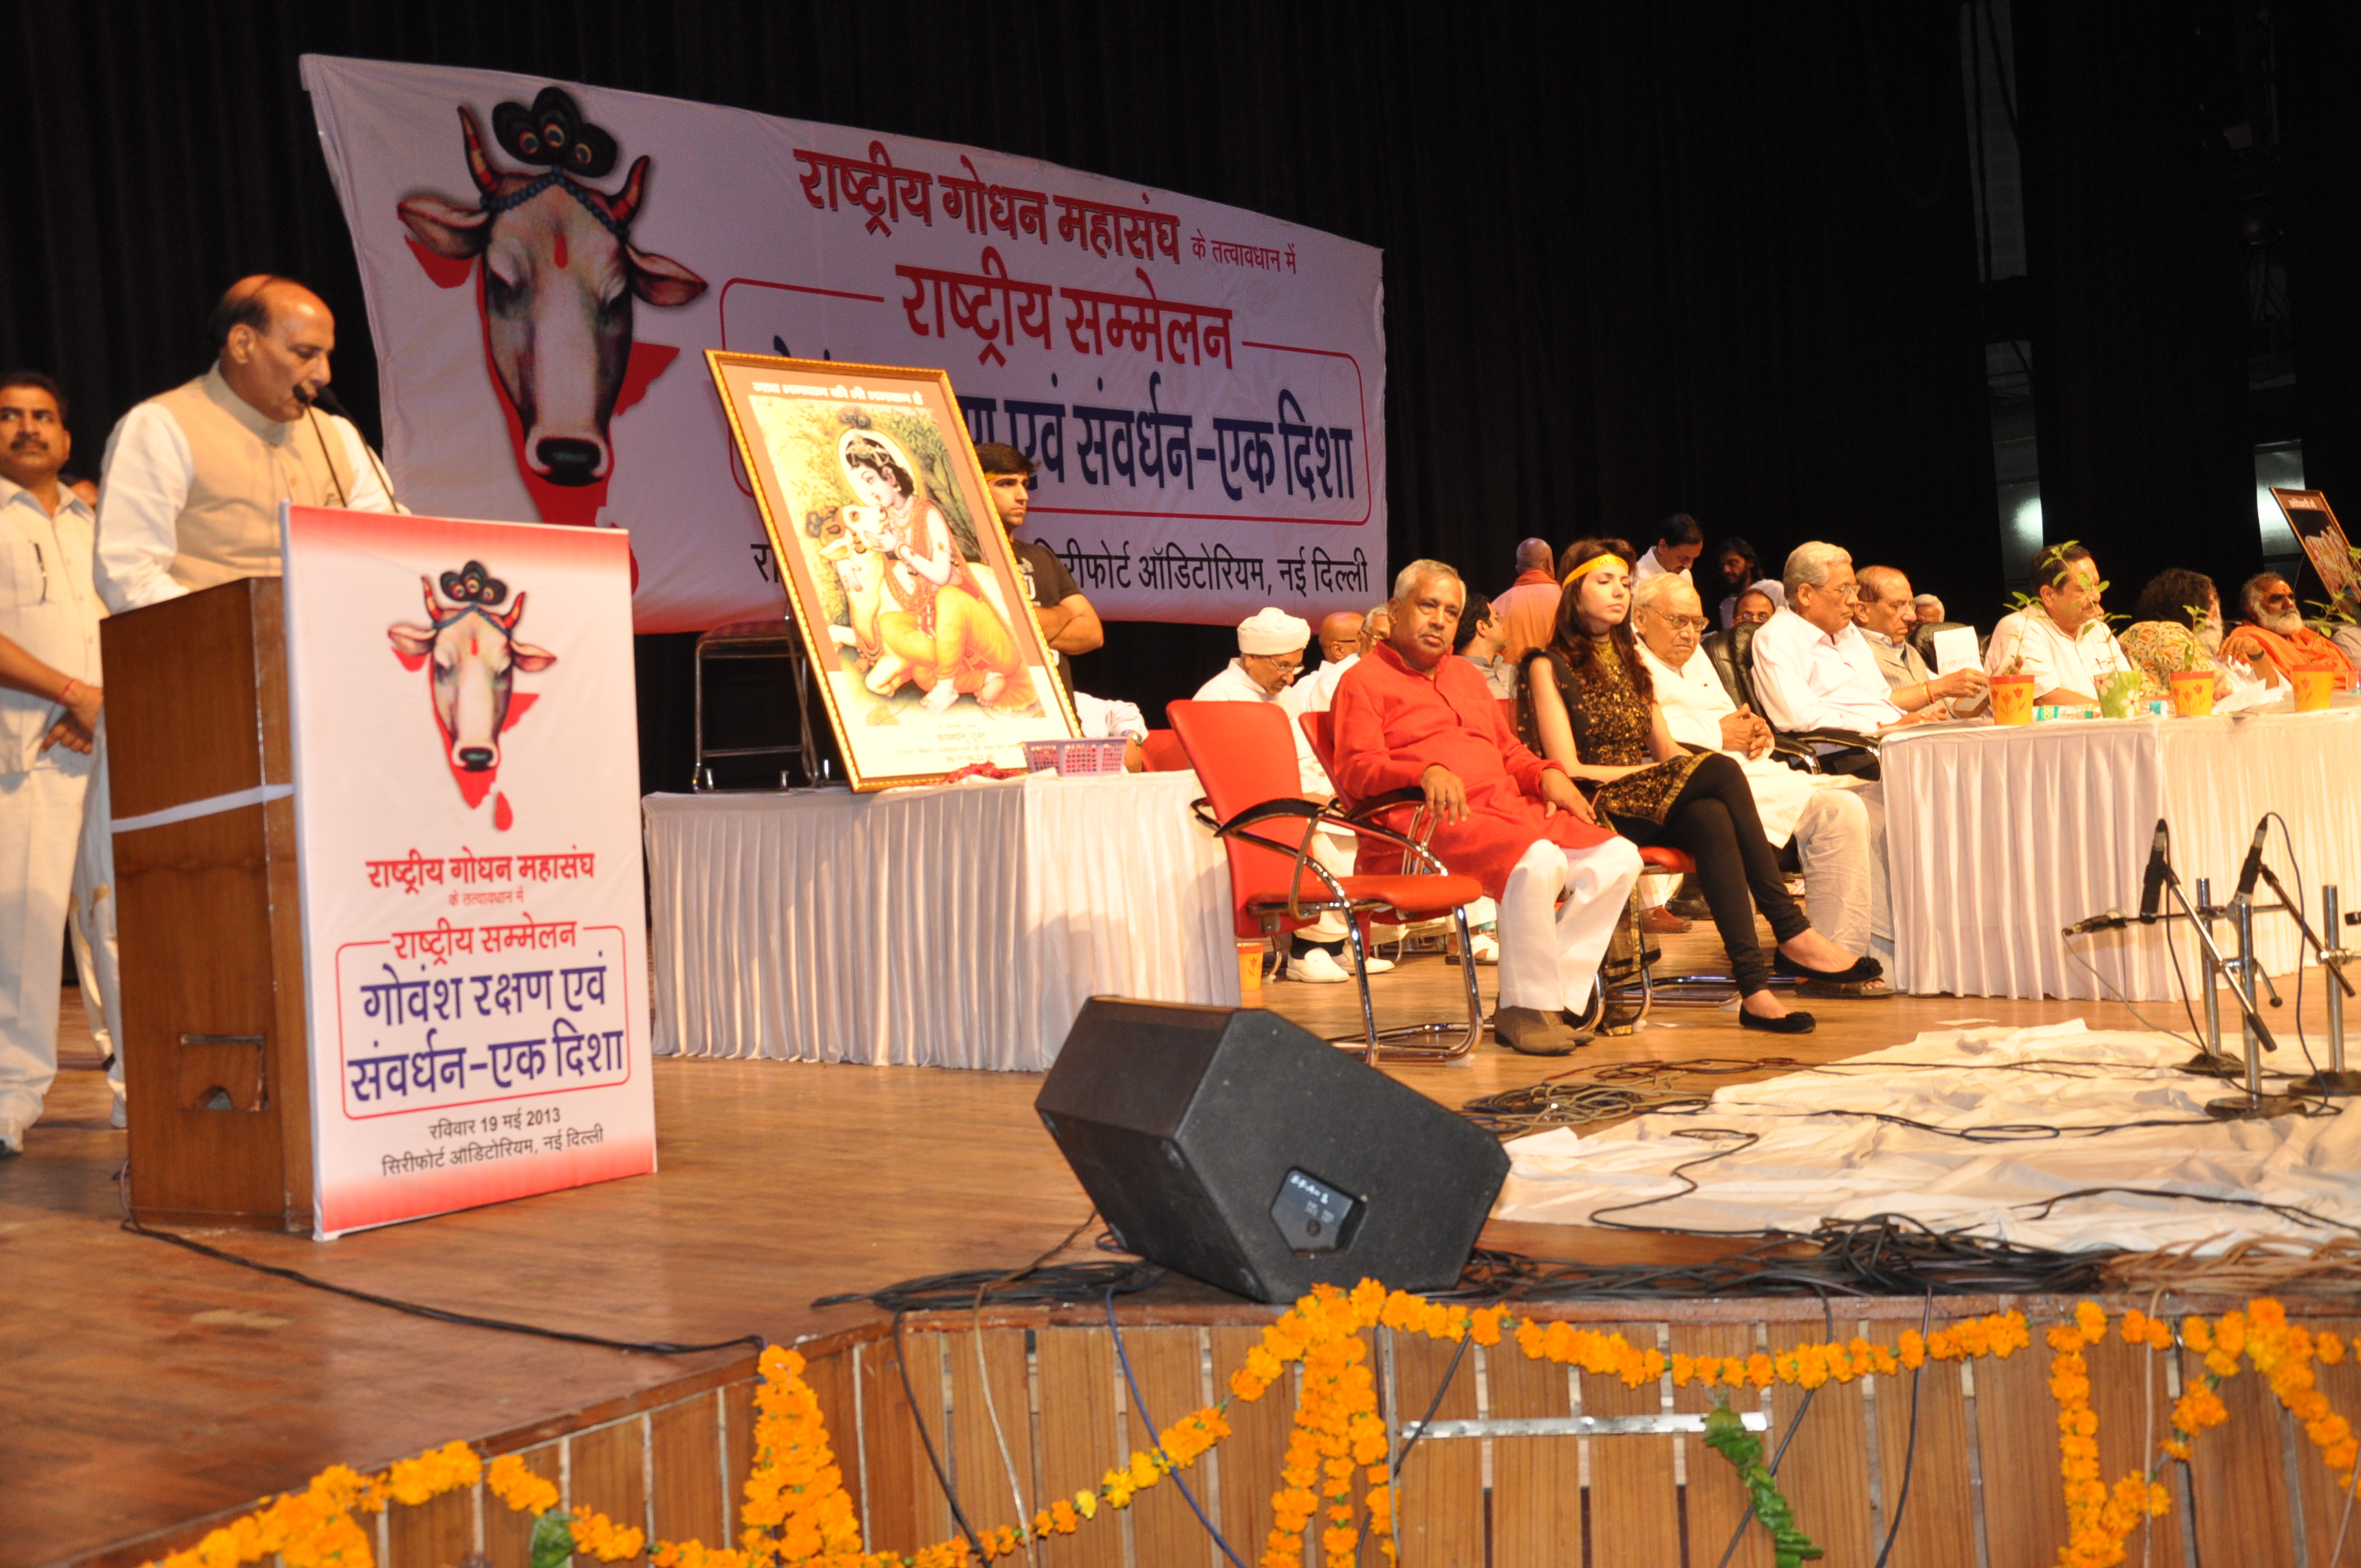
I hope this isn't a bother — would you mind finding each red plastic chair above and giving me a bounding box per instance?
[1169,700,1486,1061]
[1139,728,1191,772]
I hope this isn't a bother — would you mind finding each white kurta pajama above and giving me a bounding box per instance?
[1639,642,1889,959]
[0,478,109,1130]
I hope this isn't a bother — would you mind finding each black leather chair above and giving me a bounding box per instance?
[1703,625,1817,772]
[1909,619,1985,668]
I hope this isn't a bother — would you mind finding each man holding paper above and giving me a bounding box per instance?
[1855,566,1986,717]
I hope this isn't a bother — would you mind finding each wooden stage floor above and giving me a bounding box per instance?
[0,929,2254,1567]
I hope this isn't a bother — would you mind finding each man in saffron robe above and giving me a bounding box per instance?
[2221,572,2357,690]
[1330,559,1642,1056]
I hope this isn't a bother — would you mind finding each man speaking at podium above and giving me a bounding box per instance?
[76,276,398,1136]
[94,275,396,612]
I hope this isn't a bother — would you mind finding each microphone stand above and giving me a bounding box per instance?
[2277,877,2361,1096]
[2177,877,2244,1080]
[2178,868,2307,1120]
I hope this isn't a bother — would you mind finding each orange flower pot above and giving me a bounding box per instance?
[1990,672,2037,726]
[2169,669,2215,716]
[2293,667,2337,712]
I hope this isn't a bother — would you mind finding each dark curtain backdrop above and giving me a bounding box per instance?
[1,1,2051,787]
[2012,0,2260,608]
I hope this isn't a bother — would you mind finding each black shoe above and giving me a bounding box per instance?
[1667,893,1712,922]
[1771,952,1884,984]
[1739,1007,1816,1035]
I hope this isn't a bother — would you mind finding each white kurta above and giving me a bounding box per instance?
[1986,608,2136,700]
[0,480,110,1126]
[93,371,395,611]
[1749,609,1905,735]
[1638,642,1814,845]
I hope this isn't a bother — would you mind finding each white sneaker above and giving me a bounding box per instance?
[109,1086,127,1130]
[0,1114,24,1157]
[1287,948,1391,982]
[1285,948,1354,983]
[1469,931,1499,965]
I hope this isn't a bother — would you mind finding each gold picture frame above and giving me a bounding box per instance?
[2270,487,2360,611]
[707,352,1080,790]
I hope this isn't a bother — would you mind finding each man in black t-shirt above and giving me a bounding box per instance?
[975,442,1103,689]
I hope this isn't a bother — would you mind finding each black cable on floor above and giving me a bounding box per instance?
[115,1165,765,1357]
[1103,1285,1249,1568]
[1716,1293,1835,1568]
[893,1308,989,1561]
[1871,1288,1935,1568]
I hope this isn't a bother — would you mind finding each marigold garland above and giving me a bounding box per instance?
[142,1291,2361,1568]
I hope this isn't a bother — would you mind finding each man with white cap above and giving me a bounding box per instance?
[1192,607,1389,983]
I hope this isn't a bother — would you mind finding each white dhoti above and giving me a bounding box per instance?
[71,726,121,1080]
[1791,781,1888,964]
[0,749,95,1126]
[1495,836,1644,1012]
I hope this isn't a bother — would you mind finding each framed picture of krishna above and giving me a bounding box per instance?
[706,352,1080,791]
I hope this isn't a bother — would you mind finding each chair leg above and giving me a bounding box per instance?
[1327,907,1481,1064]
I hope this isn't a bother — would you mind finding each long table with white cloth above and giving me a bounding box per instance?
[1881,700,2361,1001]
[642,770,1238,1069]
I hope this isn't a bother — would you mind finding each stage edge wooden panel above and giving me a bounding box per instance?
[69,1302,2361,1568]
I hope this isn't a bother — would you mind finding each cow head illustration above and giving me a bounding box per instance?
[388,560,557,780]
[396,87,706,500]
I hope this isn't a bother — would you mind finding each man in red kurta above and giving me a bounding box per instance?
[1332,561,1643,1055]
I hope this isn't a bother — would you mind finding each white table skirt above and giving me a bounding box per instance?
[1882,702,2361,1001]
[642,771,1238,1070]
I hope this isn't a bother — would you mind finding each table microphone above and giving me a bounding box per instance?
[2233,819,2269,905]
[2138,819,2170,922]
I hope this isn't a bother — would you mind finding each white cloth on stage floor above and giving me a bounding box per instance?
[1495,1021,2361,1252]
[642,770,1236,1070]
[1495,835,1643,1013]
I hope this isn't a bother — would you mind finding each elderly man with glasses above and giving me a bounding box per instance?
[1631,573,1890,964]
[1748,542,1923,779]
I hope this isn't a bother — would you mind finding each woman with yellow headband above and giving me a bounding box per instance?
[1520,539,1891,1033]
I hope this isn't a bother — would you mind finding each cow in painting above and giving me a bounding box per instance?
[396,87,706,489]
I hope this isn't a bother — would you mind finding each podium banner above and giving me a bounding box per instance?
[302,54,1388,632]
[282,505,654,1237]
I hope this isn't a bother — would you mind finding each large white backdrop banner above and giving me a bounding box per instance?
[302,55,1389,633]
[282,504,654,1238]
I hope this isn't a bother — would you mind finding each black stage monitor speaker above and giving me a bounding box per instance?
[1036,998,1511,1303]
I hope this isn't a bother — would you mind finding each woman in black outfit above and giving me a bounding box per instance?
[1520,539,1889,1033]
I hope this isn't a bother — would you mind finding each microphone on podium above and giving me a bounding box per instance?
[294,385,399,510]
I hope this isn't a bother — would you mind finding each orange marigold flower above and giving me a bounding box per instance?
[2075,1302,2108,1342]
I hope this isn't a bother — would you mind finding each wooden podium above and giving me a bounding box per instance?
[103,578,313,1231]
